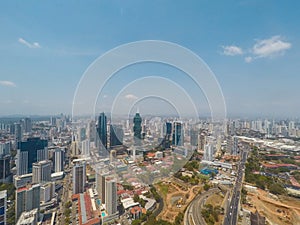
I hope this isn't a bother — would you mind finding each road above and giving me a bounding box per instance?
[223,150,248,225]
[184,188,220,225]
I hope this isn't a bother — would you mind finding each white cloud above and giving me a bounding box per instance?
[18,38,41,48]
[124,94,138,100]
[252,35,291,58]
[245,56,253,63]
[0,80,16,87]
[222,45,243,56]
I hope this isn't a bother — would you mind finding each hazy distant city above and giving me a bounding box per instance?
[1,1,300,225]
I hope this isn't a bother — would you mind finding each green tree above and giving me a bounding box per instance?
[203,183,210,191]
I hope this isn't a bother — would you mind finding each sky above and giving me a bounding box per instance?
[0,0,299,118]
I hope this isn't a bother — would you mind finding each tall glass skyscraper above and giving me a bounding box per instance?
[17,137,48,174]
[110,124,123,147]
[133,113,142,140]
[172,122,183,146]
[97,112,107,149]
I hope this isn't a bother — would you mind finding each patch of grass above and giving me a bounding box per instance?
[158,183,169,196]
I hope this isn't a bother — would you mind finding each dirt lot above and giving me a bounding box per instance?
[155,178,202,223]
[243,189,300,225]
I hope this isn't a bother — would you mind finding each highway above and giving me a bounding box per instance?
[184,188,220,225]
[223,150,248,225]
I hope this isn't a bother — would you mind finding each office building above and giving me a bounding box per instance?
[16,184,40,221]
[32,160,52,184]
[17,138,48,175]
[97,112,107,149]
[105,177,117,216]
[23,118,32,133]
[172,122,183,146]
[110,124,123,147]
[53,148,64,173]
[15,123,22,144]
[72,160,86,194]
[0,155,10,183]
[133,113,142,144]
[0,190,7,225]
[0,142,11,182]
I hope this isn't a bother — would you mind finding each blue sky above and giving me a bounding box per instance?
[0,0,299,118]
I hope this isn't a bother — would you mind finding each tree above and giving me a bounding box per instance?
[203,183,210,191]
[132,219,142,225]
[269,183,285,195]
[133,194,139,203]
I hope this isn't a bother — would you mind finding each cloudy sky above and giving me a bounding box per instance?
[0,1,299,118]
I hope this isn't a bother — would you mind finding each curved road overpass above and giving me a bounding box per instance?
[184,188,220,225]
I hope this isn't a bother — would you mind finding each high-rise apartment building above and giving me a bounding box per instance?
[203,143,214,161]
[96,171,109,204]
[15,123,22,144]
[15,184,40,221]
[53,148,64,173]
[32,160,52,184]
[72,160,86,194]
[105,177,118,216]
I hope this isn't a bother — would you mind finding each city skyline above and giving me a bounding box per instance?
[0,1,299,117]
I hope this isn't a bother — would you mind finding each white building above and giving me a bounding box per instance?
[32,160,52,184]
[54,148,64,173]
[16,208,38,225]
[203,143,214,161]
[81,139,90,156]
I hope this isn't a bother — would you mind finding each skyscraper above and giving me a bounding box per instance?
[231,136,239,155]
[16,184,40,221]
[80,139,90,156]
[14,123,22,144]
[203,143,214,161]
[96,171,109,204]
[133,113,142,144]
[172,122,183,146]
[23,118,32,133]
[110,124,123,147]
[105,177,118,216]
[17,137,48,175]
[190,129,198,146]
[53,148,64,173]
[0,190,7,225]
[0,142,10,156]
[0,155,10,183]
[97,112,107,149]
[32,160,52,184]
[72,160,86,194]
